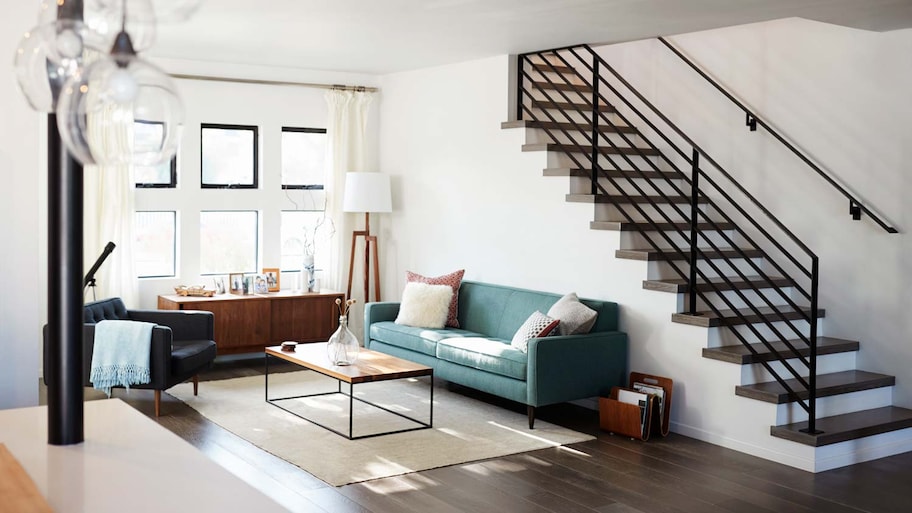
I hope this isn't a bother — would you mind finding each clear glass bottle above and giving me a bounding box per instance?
[326,315,359,365]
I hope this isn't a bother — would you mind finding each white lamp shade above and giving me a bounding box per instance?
[342,172,392,213]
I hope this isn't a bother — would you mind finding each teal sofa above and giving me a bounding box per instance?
[364,280,628,428]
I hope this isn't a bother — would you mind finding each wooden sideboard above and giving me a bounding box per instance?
[158,291,344,355]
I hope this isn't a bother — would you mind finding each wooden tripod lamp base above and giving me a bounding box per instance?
[346,212,382,303]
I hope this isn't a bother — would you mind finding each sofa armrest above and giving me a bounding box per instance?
[364,302,401,347]
[129,309,214,342]
[526,331,628,407]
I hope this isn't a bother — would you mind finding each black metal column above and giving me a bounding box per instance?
[688,149,700,314]
[46,0,85,446]
[46,115,84,446]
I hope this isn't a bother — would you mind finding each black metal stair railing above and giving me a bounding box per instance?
[516,46,822,433]
[657,37,899,234]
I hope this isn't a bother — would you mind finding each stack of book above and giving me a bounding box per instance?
[599,372,673,440]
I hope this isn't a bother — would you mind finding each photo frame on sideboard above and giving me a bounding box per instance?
[229,273,245,295]
[262,268,280,292]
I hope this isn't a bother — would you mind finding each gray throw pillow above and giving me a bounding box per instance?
[547,292,597,336]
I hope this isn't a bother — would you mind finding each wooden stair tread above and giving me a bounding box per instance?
[545,167,682,180]
[531,81,592,92]
[567,193,703,205]
[524,143,660,156]
[591,220,735,232]
[672,305,824,327]
[616,247,763,262]
[644,275,794,293]
[502,120,638,134]
[735,370,893,404]
[531,100,615,112]
[770,406,912,447]
[702,337,860,365]
[529,62,575,74]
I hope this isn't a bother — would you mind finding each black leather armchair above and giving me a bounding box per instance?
[43,297,217,416]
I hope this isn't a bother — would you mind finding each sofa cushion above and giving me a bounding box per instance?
[547,292,598,335]
[436,337,528,381]
[510,311,559,353]
[370,321,483,357]
[395,282,453,329]
[407,269,465,328]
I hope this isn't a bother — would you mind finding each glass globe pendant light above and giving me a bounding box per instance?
[56,19,183,166]
[14,19,101,113]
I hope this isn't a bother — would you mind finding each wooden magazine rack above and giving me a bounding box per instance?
[599,372,673,440]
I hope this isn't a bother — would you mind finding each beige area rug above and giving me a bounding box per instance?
[169,371,592,486]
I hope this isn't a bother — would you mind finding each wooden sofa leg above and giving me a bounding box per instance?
[193,375,199,396]
[528,405,535,429]
[154,390,161,417]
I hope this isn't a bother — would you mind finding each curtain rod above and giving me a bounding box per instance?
[170,73,378,92]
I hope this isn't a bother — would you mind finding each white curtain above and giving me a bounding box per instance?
[324,89,374,295]
[83,103,139,307]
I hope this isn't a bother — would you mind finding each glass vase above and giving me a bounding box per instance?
[302,254,315,292]
[326,315,359,366]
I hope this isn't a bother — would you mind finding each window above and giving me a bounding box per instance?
[199,211,259,275]
[281,127,326,189]
[201,124,258,188]
[136,158,177,188]
[135,211,176,278]
[281,210,332,272]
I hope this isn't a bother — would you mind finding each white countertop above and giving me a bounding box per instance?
[0,399,289,512]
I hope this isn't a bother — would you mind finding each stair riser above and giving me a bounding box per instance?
[525,69,586,86]
[544,149,658,169]
[646,256,763,281]
[619,229,736,252]
[571,177,690,198]
[521,127,640,147]
[530,108,619,126]
[741,351,857,385]
[693,287,798,312]
[775,387,893,425]
[594,201,710,224]
[708,322,824,347]
[526,87,593,104]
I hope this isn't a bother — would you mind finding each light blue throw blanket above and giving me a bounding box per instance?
[90,319,154,396]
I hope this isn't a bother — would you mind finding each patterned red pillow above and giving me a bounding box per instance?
[405,269,465,328]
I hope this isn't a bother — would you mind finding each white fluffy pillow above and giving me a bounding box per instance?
[547,292,598,336]
[395,282,454,329]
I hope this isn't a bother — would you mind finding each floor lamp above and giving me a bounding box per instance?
[343,172,392,303]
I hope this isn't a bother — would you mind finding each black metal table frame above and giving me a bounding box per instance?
[264,352,433,440]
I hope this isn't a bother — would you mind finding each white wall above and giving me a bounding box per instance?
[133,59,380,309]
[596,18,912,406]
[0,3,43,409]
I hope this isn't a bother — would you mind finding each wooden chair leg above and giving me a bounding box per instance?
[193,375,199,396]
[154,390,161,417]
[527,405,536,429]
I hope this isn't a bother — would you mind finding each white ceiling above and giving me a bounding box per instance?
[149,0,912,75]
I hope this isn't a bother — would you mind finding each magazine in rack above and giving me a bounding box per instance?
[599,372,673,440]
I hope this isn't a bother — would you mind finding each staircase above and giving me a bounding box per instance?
[503,46,912,471]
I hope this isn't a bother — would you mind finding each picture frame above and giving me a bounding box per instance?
[243,275,256,295]
[262,267,280,292]
[253,274,269,294]
[229,273,245,295]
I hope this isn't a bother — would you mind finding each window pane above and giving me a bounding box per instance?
[135,211,176,278]
[136,158,176,187]
[200,211,258,274]
[201,124,257,187]
[281,128,326,188]
[281,211,332,272]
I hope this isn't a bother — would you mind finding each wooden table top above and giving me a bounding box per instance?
[265,343,433,384]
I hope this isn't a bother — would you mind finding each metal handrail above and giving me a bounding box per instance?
[657,37,899,234]
[517,46,822,431]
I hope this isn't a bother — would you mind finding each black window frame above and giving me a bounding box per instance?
[135,210,177,279]
[280,126,327,191]
[198,209,260,276]
[200,123,259,189]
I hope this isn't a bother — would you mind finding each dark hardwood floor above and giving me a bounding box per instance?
[48,357,912,513]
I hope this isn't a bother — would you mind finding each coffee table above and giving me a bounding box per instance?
[264,343,433,439]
